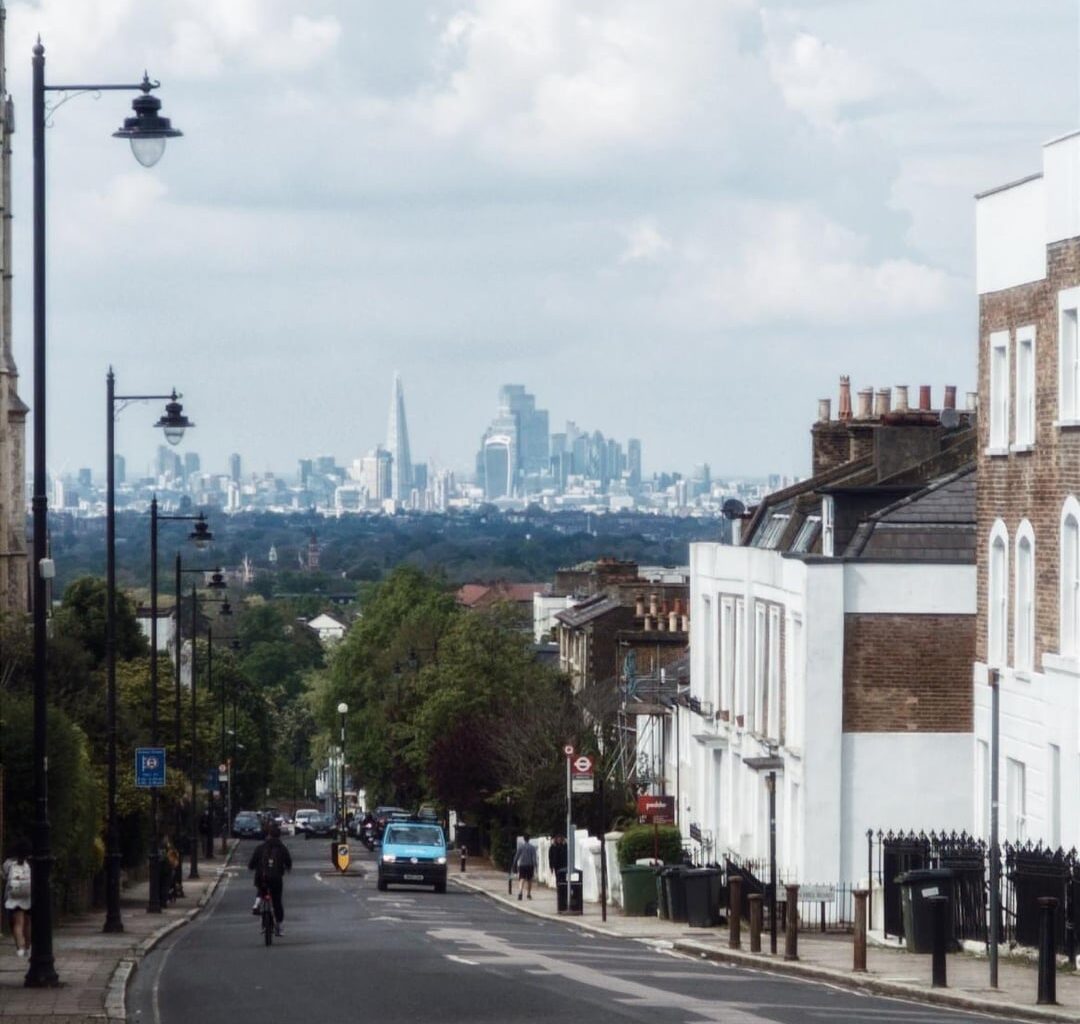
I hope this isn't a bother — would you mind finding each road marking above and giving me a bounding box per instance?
[445,954,479,966]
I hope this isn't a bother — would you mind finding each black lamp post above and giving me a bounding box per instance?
[337,703,348,841]
[28,41,181,986]
[176,567,226,879]
[104,371,192,933]
[745,755,785,955]
[203,608,232,859]
[148,505,210,912]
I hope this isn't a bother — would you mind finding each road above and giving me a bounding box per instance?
[129,837,1015,1024]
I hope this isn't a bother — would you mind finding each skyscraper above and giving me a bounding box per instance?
[229,452,241,483]
[627,438,642,488]
[477,385,549,498]
[386,372,413,503]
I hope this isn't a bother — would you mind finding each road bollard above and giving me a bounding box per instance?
[728,875,742,950]
[1037,897,1058,1005]
[853,889,868,972]
[749,894,763,952]
[460,846,468,873]
[784,885,799,961]
[929,895,948,988]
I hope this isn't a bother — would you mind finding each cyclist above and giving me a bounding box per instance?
[248,824,292,936]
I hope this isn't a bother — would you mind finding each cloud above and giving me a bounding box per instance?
[619,221,671,264]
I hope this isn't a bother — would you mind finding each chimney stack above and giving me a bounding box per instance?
[894,386,909,412]
[944,385,957,410]
[874,388,892,418]
[919,385,932,411]
[856,388,873,420]
[838,376,852,422]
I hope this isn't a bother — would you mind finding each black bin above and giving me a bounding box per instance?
[898,868,958,953]
[684,867,723,927]
[662,867,689,923]
[556,869,583,914]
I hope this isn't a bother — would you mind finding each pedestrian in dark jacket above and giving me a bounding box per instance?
[548,833,568,878]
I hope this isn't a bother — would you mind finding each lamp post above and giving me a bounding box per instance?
[202,611,232,858]
[176,567,226,879]
[28,41,181,986]
[148,505,210,912]
[104,372,192,932]
[745,755,785,955]
[337,703,348,840]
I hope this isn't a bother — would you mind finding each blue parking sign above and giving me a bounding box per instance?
[136,748,166,788]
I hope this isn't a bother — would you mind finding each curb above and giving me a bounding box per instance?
[104,843,238,1022]
[451,875,1078,1024]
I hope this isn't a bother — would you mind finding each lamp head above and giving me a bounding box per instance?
[189,515,213,549]
[219,600,233,617]
[155,391,192,446]
[113,74,183,168]
[207,571,227,590]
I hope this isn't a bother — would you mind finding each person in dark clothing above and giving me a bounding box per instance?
[548,833,568,877]
[248,824,292,935]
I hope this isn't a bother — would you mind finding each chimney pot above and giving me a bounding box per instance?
[919,385,932,411]
[818,398,832,423]
[874,388,892,418]
[838,376,852,422]
[649,593,659,616]
[657,614,667,632]
[944,385,957,410]
[856,388,873,419]
[635,593,645,617]
[966,391,978,412]
[894,386,909,412]
[669,610,678,631]
[681,614,689,632]
[643,614,654,631]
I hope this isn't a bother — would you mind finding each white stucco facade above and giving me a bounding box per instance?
[685,543,974,886]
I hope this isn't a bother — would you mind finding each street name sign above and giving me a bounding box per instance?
[799,884,836,903]
[135,748,166,788]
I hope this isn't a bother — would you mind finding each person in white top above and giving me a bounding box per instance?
[2,838,31,957]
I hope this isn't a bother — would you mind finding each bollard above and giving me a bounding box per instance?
[929,895,948,988]
[1037,897,1058,1005]
[853,889,868,972]
[784,885,799,961]
[749,894,763,953]
[459,846,468,873]
[728,875,742,950]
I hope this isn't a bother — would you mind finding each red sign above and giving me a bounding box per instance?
[572,755,593,775]
[636,795,675,825]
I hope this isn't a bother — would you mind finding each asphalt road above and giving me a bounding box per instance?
[128,837,1019,1024]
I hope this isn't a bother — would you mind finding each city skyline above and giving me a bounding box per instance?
[5,2,1070,484]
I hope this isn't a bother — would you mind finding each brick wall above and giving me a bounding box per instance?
[976,237,1080,666]
[842,614,975,732]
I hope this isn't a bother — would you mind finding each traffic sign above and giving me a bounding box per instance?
[135,748,166,788]
[573,755,593,774]
[571,753,594,793]
[335,843,350,873]
[563,744,575,756]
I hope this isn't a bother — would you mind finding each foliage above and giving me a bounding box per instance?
[616,825,683,866]
[52,577,146,667]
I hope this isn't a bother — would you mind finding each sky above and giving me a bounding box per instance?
[6,0,1079,482]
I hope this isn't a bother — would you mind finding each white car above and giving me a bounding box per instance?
[293,809,320,834]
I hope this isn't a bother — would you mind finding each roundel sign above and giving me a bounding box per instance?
[563,744,575,756]
[573,755,593,774]
[571,754,594,794]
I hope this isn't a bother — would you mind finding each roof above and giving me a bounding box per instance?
[307,613,345,630]
[456,582,549,608]
[554,595,624,628]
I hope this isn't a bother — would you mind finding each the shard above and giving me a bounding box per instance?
[386,372,413,502]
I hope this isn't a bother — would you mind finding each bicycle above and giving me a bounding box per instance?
[257,889,274,946]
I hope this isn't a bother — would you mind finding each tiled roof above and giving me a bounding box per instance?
[456,582,549,607]
[554,595,623,628]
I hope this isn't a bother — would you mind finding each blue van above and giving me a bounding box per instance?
[377,821,448,893]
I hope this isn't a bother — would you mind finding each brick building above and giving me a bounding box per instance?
[972,130,1080,849]
[686,383,976,885]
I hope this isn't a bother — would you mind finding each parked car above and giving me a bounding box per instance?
[293,809,320,834]
[232,811,264,839]
[377,821,447,892]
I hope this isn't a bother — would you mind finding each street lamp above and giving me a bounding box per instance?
[203,614,234,857]
[145,502,209,916]
[28,41,182,986]
[104,372,192,934]
[337,702,348,840]
[176,565,225,880]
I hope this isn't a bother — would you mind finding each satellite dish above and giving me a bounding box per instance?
[940,407,960,429]
[722,498,746,520]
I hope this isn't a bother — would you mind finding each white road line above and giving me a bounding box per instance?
[445,954,479,966]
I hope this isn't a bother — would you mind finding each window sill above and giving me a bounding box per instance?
[1042,652,1080,678]
[1010,443,1035,454]
[1055,420,1080,430]
[984,446,1009,457]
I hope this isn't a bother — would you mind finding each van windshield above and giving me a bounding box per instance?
[387,826,442,846]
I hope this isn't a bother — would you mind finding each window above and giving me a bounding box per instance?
[1049,744,1061,849]
[1060,288,1080,422]
[790,515,821,554]
[720,598,735,714]
[822,497,835,557]
[734,599,745,724]
[767,605,781,739]
[1014,522,1035,671]
[1015,326,1036,447]
[755,513,790,549]
[989,330,1010,450]
[1006,757,1026,841]
[1061,498,1080,657]
[785,614,802,748]
[976,740,989,838]
[702,595,713,703]
[988,520,1008,667]
[752,603,766,731]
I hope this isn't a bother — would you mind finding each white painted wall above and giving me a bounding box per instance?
[1044,131,1080,244]
[976,175,1046,295]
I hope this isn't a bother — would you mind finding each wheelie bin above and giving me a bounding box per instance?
[662,866,689,923]
[898,868,958,953]
[556,869,583,914]
[684,867,723,927]
[620,864,657,916]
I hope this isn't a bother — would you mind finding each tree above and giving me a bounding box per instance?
[52,577,146,667]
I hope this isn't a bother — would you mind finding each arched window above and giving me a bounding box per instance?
[1061,498,1080,656]
[988,521,1008,668]
[1014,522,1035,671]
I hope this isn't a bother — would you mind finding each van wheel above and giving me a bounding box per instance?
[377,876,387,892]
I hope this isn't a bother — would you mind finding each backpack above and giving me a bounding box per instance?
[7,861,30,901]
[258,843,284,883]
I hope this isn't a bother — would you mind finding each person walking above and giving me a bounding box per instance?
[548,832,568,890]
[2,839,32,957]
[248,824,292,936]
[512,833,538,901]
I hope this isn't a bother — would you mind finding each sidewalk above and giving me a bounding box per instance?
[0,847,234,1023]
[451,862,1080,1024]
